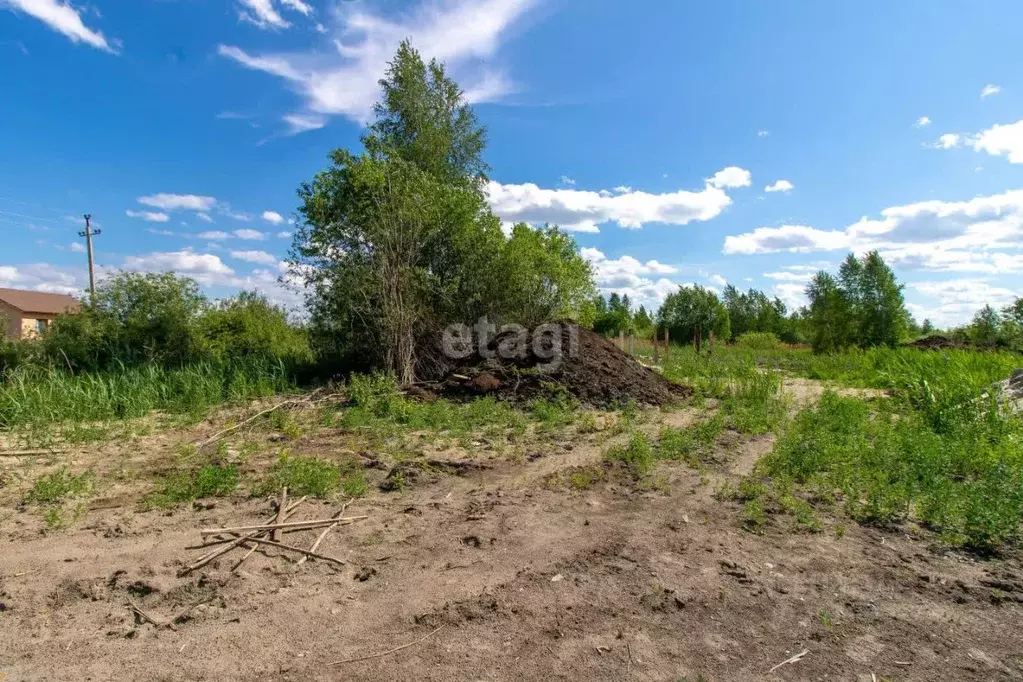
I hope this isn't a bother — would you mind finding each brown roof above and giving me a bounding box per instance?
[0,288,81,315]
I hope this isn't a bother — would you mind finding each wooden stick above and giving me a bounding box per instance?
[127,598,170,629]
[0,449,67,457]
[298,500,352,566]
[195,398,304,449]
[232,543,260,572]
[201,517,366,539]
[236,536,346,566]
[272,487,288,542]
[768,649,809,674]
[181,497,309,574]
[330,626,444,666]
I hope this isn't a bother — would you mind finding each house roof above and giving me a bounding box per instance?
[0,288,81,315]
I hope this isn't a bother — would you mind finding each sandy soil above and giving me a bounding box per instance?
[1,393,1022,681]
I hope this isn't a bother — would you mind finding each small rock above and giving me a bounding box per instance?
[551,574,564,582]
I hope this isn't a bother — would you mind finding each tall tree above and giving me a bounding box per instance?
[658,285,730,351]
[806,272,853,353]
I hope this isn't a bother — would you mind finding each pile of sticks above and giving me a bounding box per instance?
[180,488,365,576]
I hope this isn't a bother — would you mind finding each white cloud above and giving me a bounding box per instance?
[981,84,1001,98]
[283,113,327,134]
[138,193,217,212]
[488,171,737,233]
[971,120,1023,164]
[262,210,285,225]
[280,0,312,16]
[69,242,85,253]
[218,0,538,128]
[230,249,279,265]
[764,179,794,193]
[757,129,769,137]
[198,231,231,241]
[772,282,808,312]
[709,274,727,287]
[612,186,632,194]
[725,224,850,255]
[909,278,1019,327]
[724,189,1023,284]
[707,166,751,189]
[933,133,961,149]
[125,209,170,223]
[277,231,292,238]
[582,248,680,309]
[915,116,931,127]
[559,175,576,186]
[1,0,115,52]
[763,269,815,283]
[197,212,214,223]
[0,262,90,294]
[233,228,266,240]
[238,0,308,29]
[123,249,233,279]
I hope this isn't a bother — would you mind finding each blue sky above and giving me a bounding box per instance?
[2,0,1023,326]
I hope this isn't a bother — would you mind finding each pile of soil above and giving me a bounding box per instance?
[906,334,970,350]
[416,322,689,407]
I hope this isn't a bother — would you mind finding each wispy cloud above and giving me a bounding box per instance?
[1,0,116,53]
[981,84,1001,98]
[218,0,538,129]
[764,179,793,193]
[138,193,216,212]
[126,209,170,223]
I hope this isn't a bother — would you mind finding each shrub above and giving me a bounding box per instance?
[734,331,782,351]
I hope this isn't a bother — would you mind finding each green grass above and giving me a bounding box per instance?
[748,391,1023,549]
[253,452,366,499]
[143,463,239,509]
[26,467,96,505]
[0,357,296,430]
[339,373,529,436]
[605,431,656,474]
[658,416,724,466]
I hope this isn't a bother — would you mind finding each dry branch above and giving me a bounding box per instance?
[199,516,367,537]
[330,626,444,666]
[235,536,346,567]
[272,487,288,542]
[298,500,352,566]
[768,649,809,674]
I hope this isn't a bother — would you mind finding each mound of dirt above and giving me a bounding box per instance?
[906,334,970,350]
[416,322,689,407]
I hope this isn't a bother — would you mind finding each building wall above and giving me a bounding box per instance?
[19,313,57,340]
[0,300,23,340]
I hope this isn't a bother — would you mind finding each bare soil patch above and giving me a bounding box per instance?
[2,393,1022,681]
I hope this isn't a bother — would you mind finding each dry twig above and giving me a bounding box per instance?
[199,516,366,537]
[235,536,346,566]
[298,500,352,566]
[768,649,809,674]
[330,626,444,665]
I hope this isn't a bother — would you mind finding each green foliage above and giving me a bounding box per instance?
[255,454,346,498]
[605,431,656,474]
[722,285,790,342]
[734,331,782,351]
[499,224,597,327]
[755,392,1023,549]
[806,251,909,353]
[658,416,724,465]
[144,463,239,509]
[658,285,731,348]
[26,468,95,505]
[197,292,311,365]
[593,293,636,337]
[44,272,208,371]
[341,372,529,434]
[0,357,294,429]
[290,42,596,383]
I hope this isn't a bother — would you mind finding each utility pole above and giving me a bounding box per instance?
[79,214,101,302]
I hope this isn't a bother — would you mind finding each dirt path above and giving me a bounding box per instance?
[2,396,1022,681]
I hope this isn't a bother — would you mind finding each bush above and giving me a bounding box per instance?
[734,331,782,351]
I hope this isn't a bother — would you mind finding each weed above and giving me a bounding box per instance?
[605,431,655,475]
[27,468,95,505]
[818,608,835,628]
[143,463,238,509]
[568,466,606,490]
[255,453,343,498]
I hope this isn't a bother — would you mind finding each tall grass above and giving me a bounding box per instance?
[0,357,295,429]
[751,392,1023,550]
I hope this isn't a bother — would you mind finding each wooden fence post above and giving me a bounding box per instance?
[628,333,635,356]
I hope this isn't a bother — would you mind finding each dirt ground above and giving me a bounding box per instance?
[2,385,1023,681]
